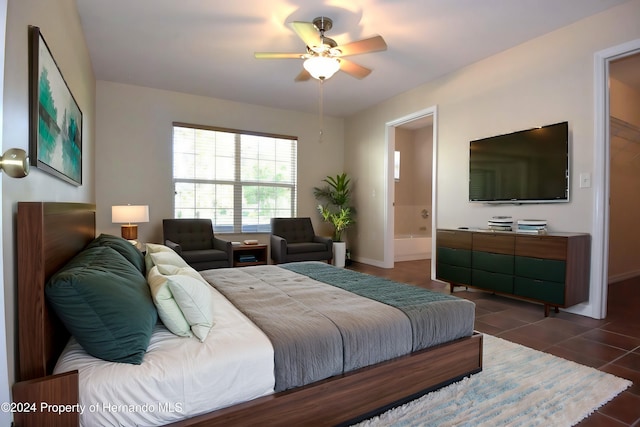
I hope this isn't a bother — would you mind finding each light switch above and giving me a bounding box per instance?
[579,173,591,188]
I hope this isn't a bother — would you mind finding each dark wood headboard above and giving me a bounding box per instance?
[17,202,96,381]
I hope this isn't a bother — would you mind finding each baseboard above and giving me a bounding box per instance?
[353,255,435,267]
[351,256,390,268]
[394,253,432,262]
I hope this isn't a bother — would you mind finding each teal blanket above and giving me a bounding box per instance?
[282,262,475,350]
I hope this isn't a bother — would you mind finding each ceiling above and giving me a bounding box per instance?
[75,0,634,118]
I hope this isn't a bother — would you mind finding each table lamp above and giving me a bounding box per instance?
[112,205,149,243]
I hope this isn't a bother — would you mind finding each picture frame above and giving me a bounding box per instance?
[28,25,83,186]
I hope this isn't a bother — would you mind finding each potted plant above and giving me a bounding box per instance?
[314,173,355,267]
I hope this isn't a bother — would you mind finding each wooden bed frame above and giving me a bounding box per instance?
[12,202,483,427]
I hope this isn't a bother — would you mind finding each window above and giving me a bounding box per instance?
[172,123,297,233]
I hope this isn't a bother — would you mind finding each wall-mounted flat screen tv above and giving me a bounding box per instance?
[469,121,569,203]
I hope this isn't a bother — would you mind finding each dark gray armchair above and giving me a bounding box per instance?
[270,217,332,264]
[162,219,232,271]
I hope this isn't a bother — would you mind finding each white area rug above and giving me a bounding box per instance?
[356,335,631,427]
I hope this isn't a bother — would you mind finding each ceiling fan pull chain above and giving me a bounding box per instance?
[319,79,324,143]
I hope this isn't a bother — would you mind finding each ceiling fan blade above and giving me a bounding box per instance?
[291,21,321,47]
[294,68,311,82]
[339,59,372,79]
[336,36,387,57]
[254,52,304,59]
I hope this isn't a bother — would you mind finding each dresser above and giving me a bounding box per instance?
[436,228,591,316]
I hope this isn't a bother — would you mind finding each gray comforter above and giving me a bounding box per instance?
[282,262,476,350]
[200,263,474,392]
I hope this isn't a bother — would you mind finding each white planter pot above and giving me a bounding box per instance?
[333,241,346,268]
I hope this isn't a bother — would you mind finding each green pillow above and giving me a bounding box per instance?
[86,233,146,275]
[46,246,157,364]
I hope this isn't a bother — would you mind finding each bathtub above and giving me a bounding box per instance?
[394,234,432,261]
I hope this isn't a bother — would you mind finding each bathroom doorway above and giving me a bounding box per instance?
[384,106,438,273]
[393,117,433,262]
[593,39,640,319]
[608,52,640,287]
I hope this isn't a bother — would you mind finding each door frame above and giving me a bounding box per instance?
[592,38,640,319]
[384,106,438,270]
[0,0,11,423]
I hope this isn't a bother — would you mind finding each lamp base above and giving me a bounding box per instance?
[121,224,138,241]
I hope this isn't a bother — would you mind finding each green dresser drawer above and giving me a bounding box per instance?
[472,269,514,293]
[515,256,566,282]
[436,263,471,285]
[437,247,471,268]
[514,277,565,305]
[472,251,514,275]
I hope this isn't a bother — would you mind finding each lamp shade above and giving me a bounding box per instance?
[112,205,149,224]
[303,56,340,80]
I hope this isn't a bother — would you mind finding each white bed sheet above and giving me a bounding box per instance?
[53,284,275,426]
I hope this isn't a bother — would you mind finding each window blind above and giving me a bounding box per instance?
[172,123,297,232]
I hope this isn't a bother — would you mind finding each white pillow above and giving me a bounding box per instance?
[150,251,189,270]
[144,243,177,274]
[145,243,174,253]
[155,263,205,279]
[146,267,193,338]
[168,274,215,342]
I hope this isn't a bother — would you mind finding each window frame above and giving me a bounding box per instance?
[172,122,298,233]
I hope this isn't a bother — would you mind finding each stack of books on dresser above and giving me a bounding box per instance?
[516,219,548,234]
[487,216,513,231]
[238,255,257,263]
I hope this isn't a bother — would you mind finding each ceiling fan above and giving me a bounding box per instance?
[255,16,387,81]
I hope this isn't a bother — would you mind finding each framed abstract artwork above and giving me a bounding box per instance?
[28,25,83,186]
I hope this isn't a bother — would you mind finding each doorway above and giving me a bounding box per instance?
[608,53,640,286]
[384,106,438,274]
[593,39,640,319]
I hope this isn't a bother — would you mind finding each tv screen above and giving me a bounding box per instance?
[469,121,569,203]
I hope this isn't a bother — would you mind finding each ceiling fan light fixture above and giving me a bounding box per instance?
[303,56,340,80]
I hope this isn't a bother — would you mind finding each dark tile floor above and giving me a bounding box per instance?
[348,259,640,426]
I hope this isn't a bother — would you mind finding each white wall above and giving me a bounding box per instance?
[95,81,345,244]
[2,0,95,389]
[610,77,640,128]
[345,0,640,317]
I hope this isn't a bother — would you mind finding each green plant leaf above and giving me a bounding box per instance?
[314,173,355,241]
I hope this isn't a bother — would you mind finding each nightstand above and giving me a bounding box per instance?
[232,244,268,267]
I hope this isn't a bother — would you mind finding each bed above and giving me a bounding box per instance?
[12,202,483,427]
